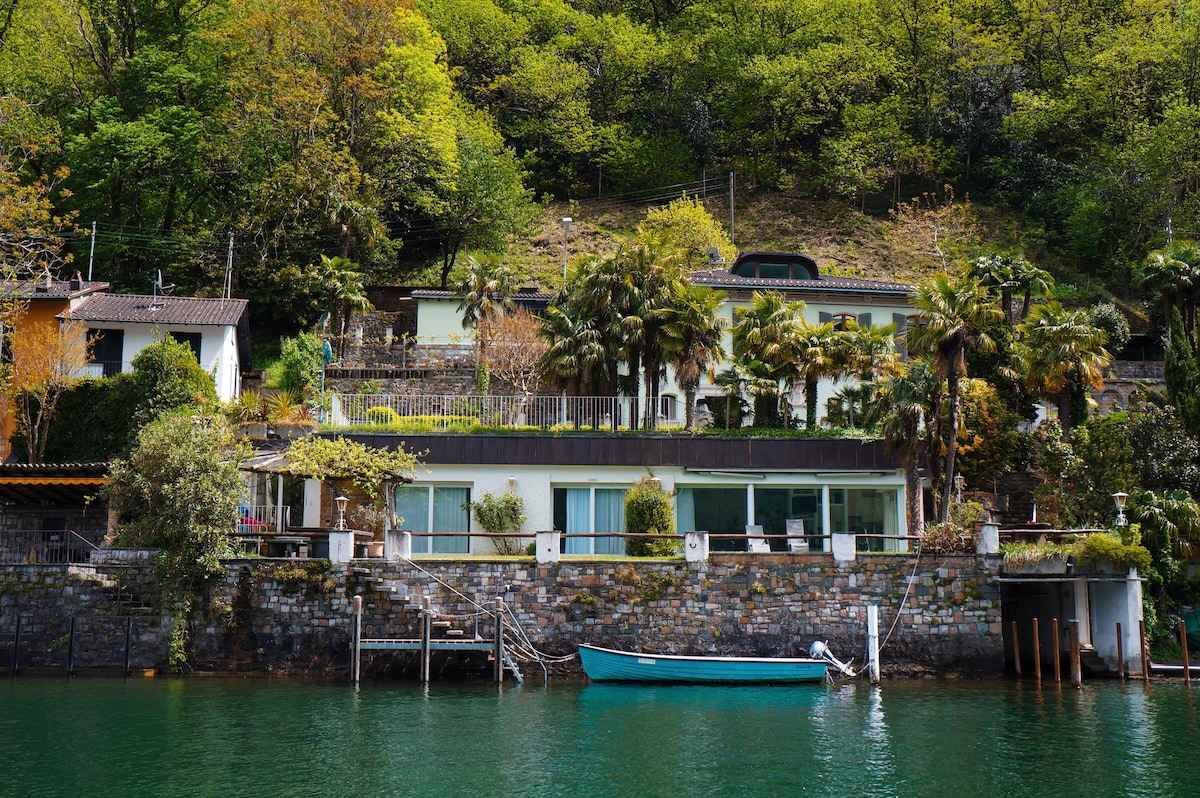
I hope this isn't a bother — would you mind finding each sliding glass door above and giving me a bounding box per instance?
[394,485,471,554]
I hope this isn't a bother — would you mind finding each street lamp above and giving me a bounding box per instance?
[1113,491,1128,527]
[561,217,572,278]
[335,495,349,530]
[954,474,965,503]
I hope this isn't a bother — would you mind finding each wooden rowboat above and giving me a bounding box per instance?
[578,644,830,684]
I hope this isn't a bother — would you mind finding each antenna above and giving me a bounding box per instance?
[225,231,234,300]
[149,270,175,310]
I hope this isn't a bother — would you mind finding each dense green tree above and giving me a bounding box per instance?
[908,274,1003,522]
[1018,301,1111,436]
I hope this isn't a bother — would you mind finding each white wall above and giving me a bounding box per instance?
[415,299,470,345]
[97,322,241,402]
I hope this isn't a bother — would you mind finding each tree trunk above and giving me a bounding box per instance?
[907,458,924,537]
[684,385,696,432]
[805,376,819,430]
[942,371,960,524]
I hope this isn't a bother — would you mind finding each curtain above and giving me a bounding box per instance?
[433,487,470,554]
[565,488,591,554]
[594,489,626,555]
[677,488,695,533]
[395,486,430,554]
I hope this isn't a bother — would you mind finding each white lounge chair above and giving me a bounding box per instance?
[786,519,809,552]
[745,524,770,553]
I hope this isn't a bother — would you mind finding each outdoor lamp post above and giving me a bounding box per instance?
[335,495,349,530]
[954,474,965,503]
[561,217,572,278]
[1113,491,1128,527]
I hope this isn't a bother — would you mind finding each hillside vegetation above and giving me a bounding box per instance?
[2,0,1198,332]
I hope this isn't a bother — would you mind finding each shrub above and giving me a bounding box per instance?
[625,476,679,557]
[1075,532,1152,572]
[277,333,323,395]
[466,492,527,555]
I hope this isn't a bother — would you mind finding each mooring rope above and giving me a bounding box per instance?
[875,543,924,657]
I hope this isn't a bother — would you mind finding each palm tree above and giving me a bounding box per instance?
[315,255,373,359]
[1009,258,1055,322]
[908,274,1004,522]
[1137,241,1200,337]
[791,319,837,430]
[659,285,728,431]
[1018,301,1111,436]
[730,291,803,427]
[825,321,901,428]
[457,252,518,332]
[863,359,942,536]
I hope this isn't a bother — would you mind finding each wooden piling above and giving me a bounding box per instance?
[494,598,504,685]
[1181,618,1191,686]
[1033,618,1042,682]
[352,595,363,686]
[1012,620,1021,677]
[1140,619,1150,681]
[10,616,20,676]
[66,616,75,676]
[1069,620,1082,688]
[1116,622,1124,681]
[123,617,133,678]
[420,597,432,684]
[1052,618,1061,683]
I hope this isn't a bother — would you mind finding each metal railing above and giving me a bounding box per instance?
[331,393,685,430]
[238,504,290,533]
[75,360,134,379]
[0,529,102,564]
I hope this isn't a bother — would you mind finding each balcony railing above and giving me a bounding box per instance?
[330,394,686,430]
[0,529,102,564]
[237,504,290,534]
[75,360,134,379]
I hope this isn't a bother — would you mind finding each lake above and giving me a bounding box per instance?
[1,676,1197,797]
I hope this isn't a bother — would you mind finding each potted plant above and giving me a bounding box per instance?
[229,390,268,439]
[268,390,317,439]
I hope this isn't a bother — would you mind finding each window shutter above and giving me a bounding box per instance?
[857,313,871,327]
[819,312,832,323]
[893,313,908,361]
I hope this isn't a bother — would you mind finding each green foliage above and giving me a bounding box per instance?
[266,560,335,595]
[285,435,418,508]
[624,476,678,557]
[638,197,737,268]
[466,491,527,555]
[228,390,267,424]
[920,500,987,555]
[127,338,220,432]
[1075,533,1152,573]
[276,333,323,395]
[105,411,246,605]
[1089,303,1130,354]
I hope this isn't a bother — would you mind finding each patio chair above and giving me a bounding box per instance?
[786,519,809,552]
[745,524,770,553]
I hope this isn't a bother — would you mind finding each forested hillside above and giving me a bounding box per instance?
[2,0,1198,333]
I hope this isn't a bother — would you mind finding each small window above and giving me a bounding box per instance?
[169,332,202,362]
[830,312,857,331]
[660,394,677,421]
[757,262,789,279]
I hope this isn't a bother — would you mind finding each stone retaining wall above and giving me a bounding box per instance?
[1,554,1004,679]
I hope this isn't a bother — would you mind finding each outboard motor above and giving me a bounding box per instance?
[809,640,857,677]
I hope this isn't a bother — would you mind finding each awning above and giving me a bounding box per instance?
[0,463,109,507]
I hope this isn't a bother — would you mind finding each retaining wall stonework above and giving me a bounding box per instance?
[1,554,1005,679]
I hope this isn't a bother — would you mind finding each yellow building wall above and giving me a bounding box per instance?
[0,299,71,461]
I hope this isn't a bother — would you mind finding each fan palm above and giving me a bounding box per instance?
[659,285,728,431]
[908,274,1004,522]
[315,255,373,359]
[730,291,803,427]
[1018,301,1111,435]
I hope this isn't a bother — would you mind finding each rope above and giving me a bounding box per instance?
[874,543,924,659]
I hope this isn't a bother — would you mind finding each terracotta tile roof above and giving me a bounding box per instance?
[0,279,110,300]
[690,269,915,294]
[62,294,249,326]
[410,289,553,301]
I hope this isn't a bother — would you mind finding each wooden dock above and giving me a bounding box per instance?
[351,596,522,684]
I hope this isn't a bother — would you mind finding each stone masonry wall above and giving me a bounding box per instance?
[1,554,1004,679]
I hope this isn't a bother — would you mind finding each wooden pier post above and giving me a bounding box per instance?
[1052,618,1061,683]
[1012,620,1021,677]
[420,596,432,684]
[124,617,133,678]
[352,595,363,686]
[10,616,20,677]
[66,616,75,676]
[1181,618,1190,686]
[1033,618,1042,682]
[1069,620,1082,688]
[494,598,504,685]
[1140,619,1150,681]
[1116,622,1124,681]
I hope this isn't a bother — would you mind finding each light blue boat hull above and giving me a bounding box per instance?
[578,644,828,684]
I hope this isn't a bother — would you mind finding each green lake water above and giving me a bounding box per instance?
[2,677,1198,797]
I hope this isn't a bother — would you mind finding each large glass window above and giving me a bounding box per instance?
[753,487,822,552]
[830,488,900,551]
[395,485,470,554]
[677,487,748,551]
[553,487,626,555]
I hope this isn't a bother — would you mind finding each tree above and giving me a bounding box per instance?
[908,274,1003,522]
[126,337,220,434]
[457,252,519,336]
[314,255,372,360]
[466,491,527,555]
[624,475,678,557]
[285,435,418,528]
[730,291,803,427]
[658,284,728,430]
[1137,241,1200,337]
[638,196,737,268]
[6,317,91,463]
[481,307,550,397]
[1018,301,1111,436]
[791,319,838,430]
[105,410,246,668]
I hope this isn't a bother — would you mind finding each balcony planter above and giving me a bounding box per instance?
[236,422,269,439]
[275,423,316,440]
[1003,556,1069,575]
